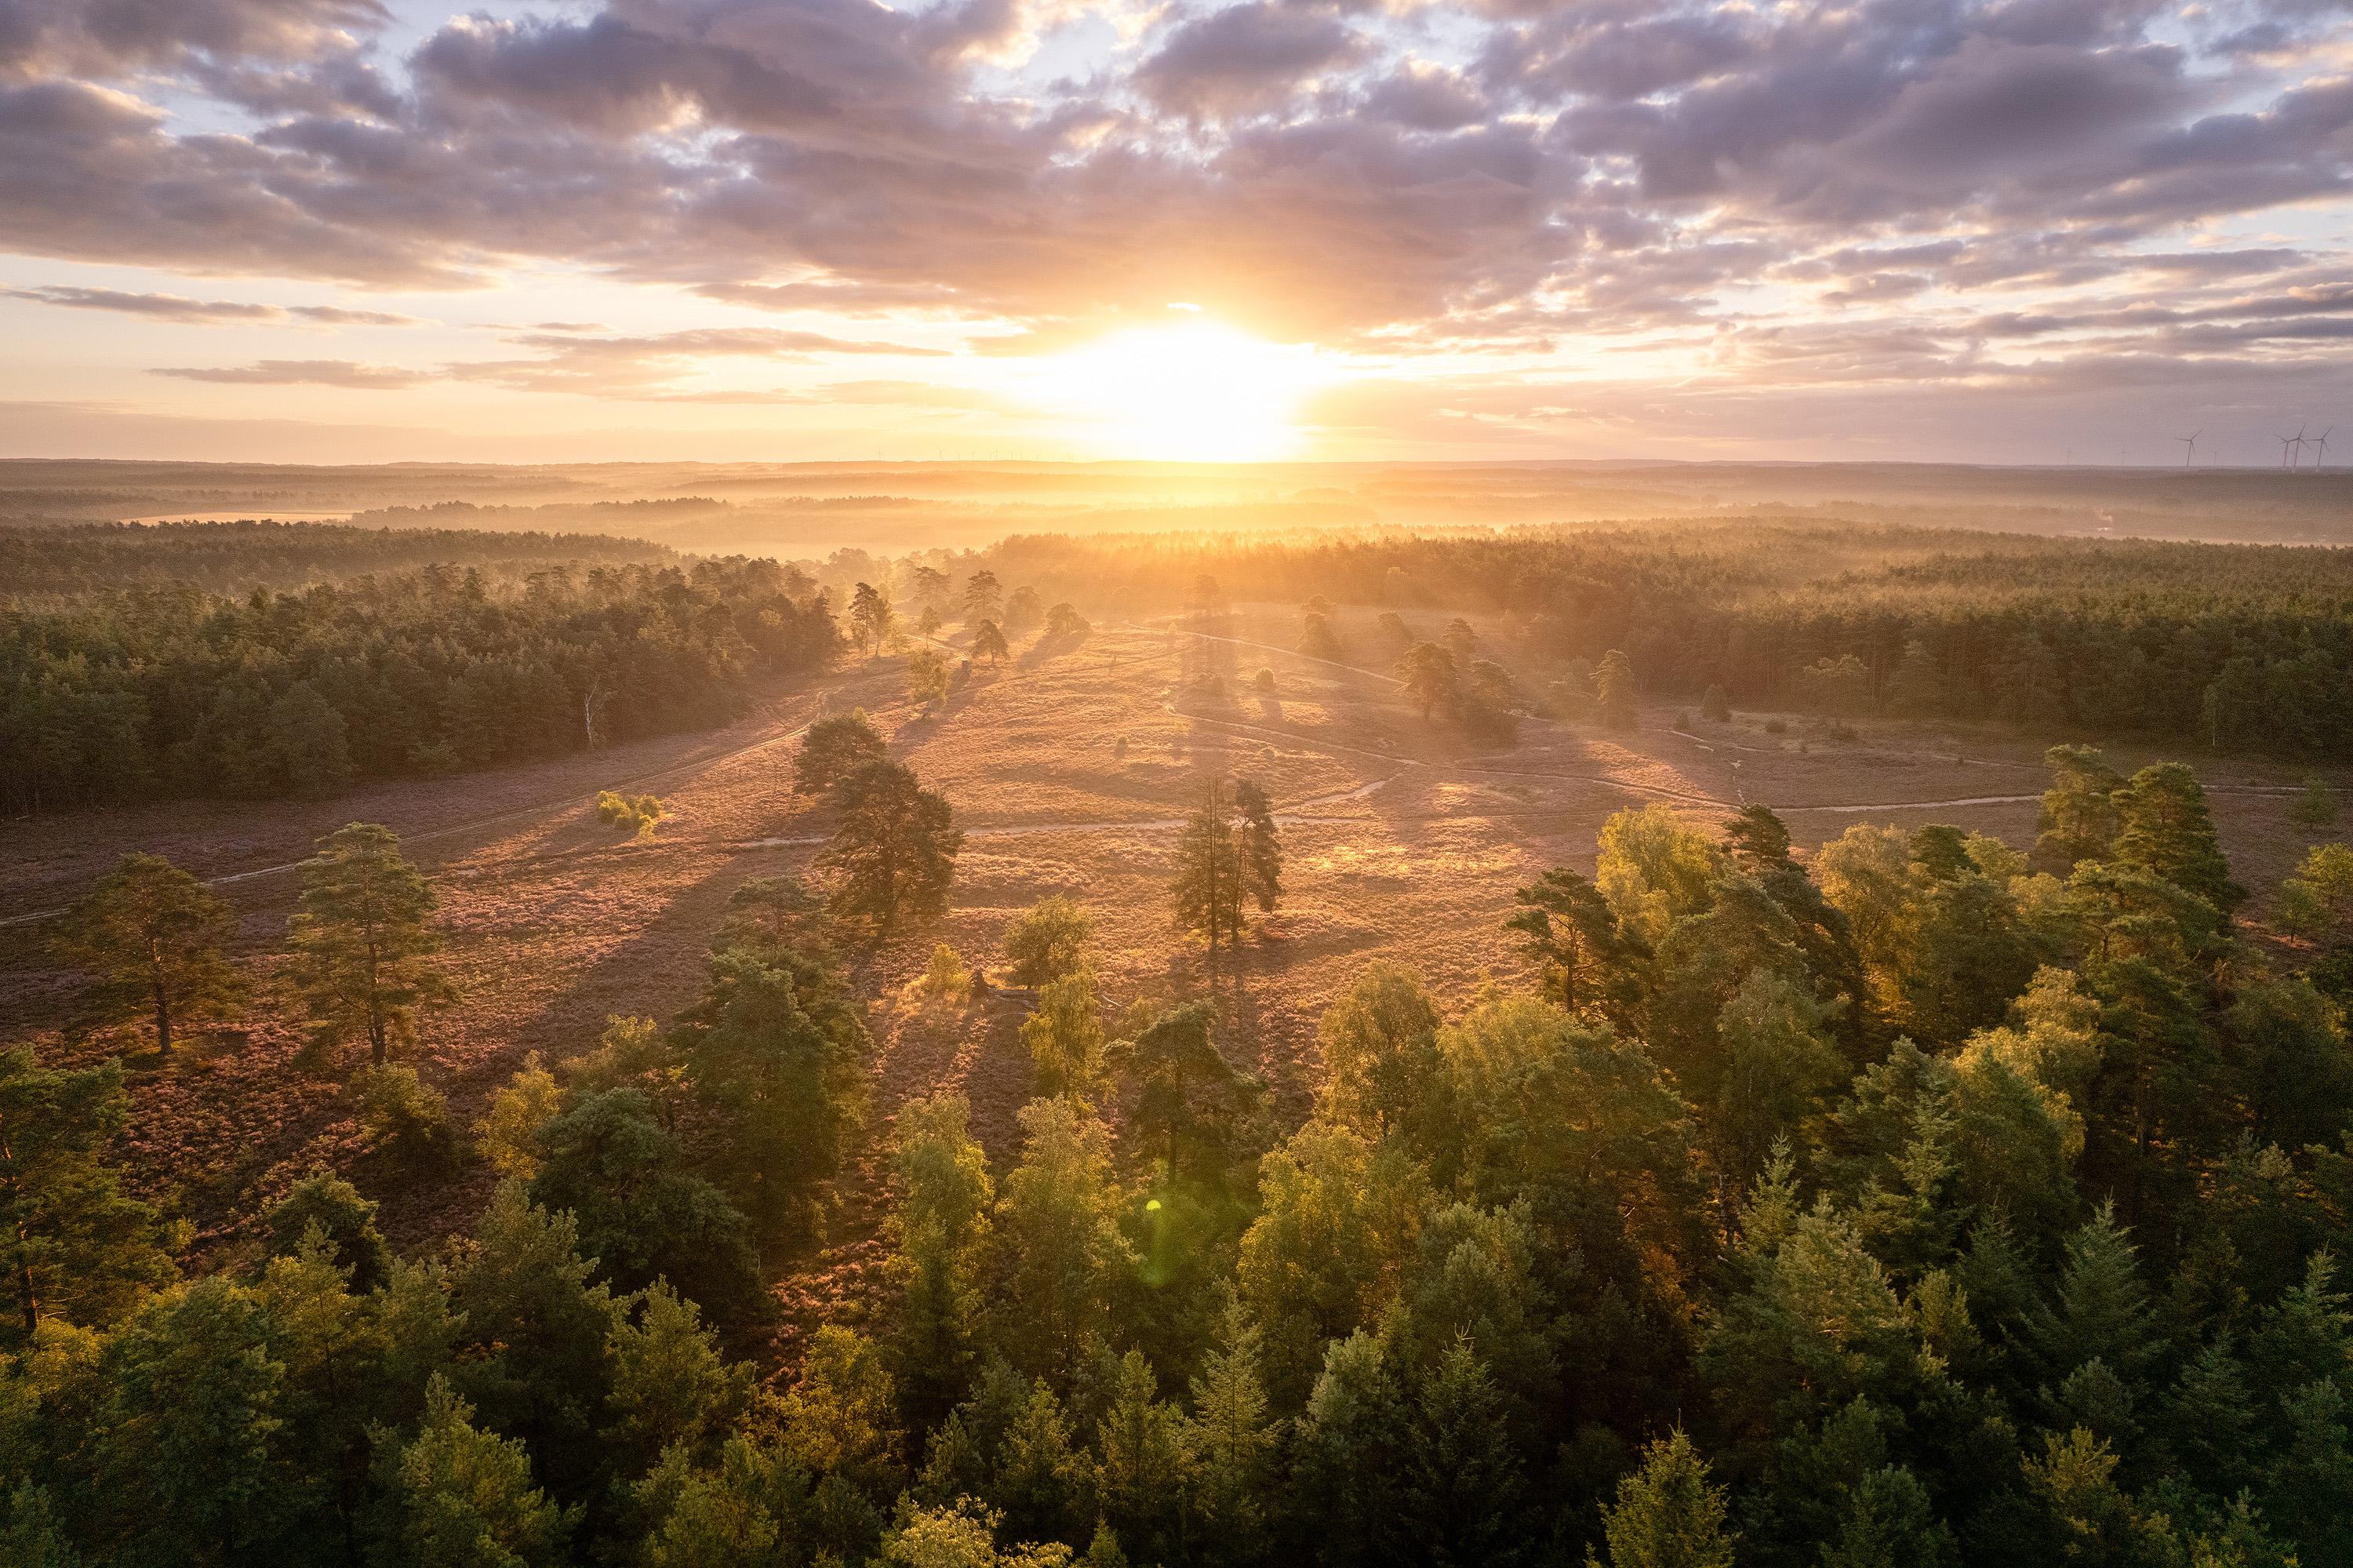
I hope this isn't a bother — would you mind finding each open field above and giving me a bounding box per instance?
[5,600,2339,1343]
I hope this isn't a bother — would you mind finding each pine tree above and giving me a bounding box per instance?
[2035,744,2124,871]
[1395,643,1457,721]
[1700,683,1732,722]
[0,1048,176,1343]
[1505,866,1651,1030]
[1094,1351,1189,1565]
[888,1094,993,1430]
[1885,638,1944,717]
[995,1097,1134,1384]
[51,851,244,1057]
[1407,1340,1529,1566]
[972,620,1011,665]
[1173,779,1246,952]
[1186,1304,1275,1565]
[793,710,887,796]
[264,1169,391,1292]
[668,946,869,1240]
[1593,1429,1736,1568]
[386,1375,576,1568]
[1232,779,1283,915]
[474,1052,561,1181]
[1595,649,1638,730]
[849,582,898,657]
[2114,761,2244,913]
[963,571,1003,626]
[817,759,962,937]
[288,823,454,1067]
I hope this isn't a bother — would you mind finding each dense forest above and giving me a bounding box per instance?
[0,545,841,811]
[0,522,672,596]
[984,525,2353,759]
[10,740,2353,1566]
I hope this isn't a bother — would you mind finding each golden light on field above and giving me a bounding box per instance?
[1029,318,1332,461]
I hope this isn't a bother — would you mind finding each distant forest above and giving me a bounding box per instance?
[0,536,841,811]
[987,524,2353,759]
[0,520,673,596]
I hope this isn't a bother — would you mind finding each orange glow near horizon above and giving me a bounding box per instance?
[1025,318,1335,461]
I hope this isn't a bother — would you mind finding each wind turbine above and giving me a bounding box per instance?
[2314,427,2333,471]
[2175,430,2201,469]
[2281,427,2306,470]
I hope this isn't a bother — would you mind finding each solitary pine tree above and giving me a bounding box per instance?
[849,581,897,657]
[288,822,454,1066]
[817,759,962,936]
[0,1047,176,1343]
[1234,778,1284,914]
[963,569,1003,626]
[1173,779,1246,952]
[1595,648,1638,729]
[794,709,887,796]
[971,620,1010,665]
[1396,642,1458,722]
[52,851,244,1057]
[1700,683,1733,722]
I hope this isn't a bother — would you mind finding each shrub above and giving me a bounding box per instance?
[350,1063,463,1170]
[597,790,664,839]
[1700,684,1732,722]
[1765,716,1787,734]
[922,944,973,1002]
[1003,896,1093,987]
[1254,668,1276,693]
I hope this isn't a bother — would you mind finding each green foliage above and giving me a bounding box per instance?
[289,822,455,1068]
[668,944,870,1240]
[1591,1429,1733,1568]
[264,1170,391,1293]
[1506,866,1651,1031]
[818,759,963,937]
[1024,970,1109,1102]
[349,1064,464,1173]
[2114,762,2244,914]
[382,1374,575,1568]
[2289,776,2340,831]
[1172,779,1267,952]
[596,790,665,839]
[851,581,900,656]
[1395,642,1457,722]
[1004,897,1094,988]
[0,1049,175,1344]
[528,1089,766,1326]
[907,649,952,708]
[1595,648,1638,729]
[474,1053,562,1181]
[50,853,242,1057]
[922,944,974,1002]
[0,555,835,811]
[795,709,888,796]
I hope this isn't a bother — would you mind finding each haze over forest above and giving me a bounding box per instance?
[9,0,2353,1565]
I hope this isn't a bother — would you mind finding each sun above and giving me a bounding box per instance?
[1031,318,1331,461]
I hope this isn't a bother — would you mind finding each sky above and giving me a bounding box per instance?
[1,0,2349,466]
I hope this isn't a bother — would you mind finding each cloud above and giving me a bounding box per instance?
[151,358,428,387]
[6,284,422,324]
[153,325,956,399]
[1134,4,1363,118]
[0,0,2346,446]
